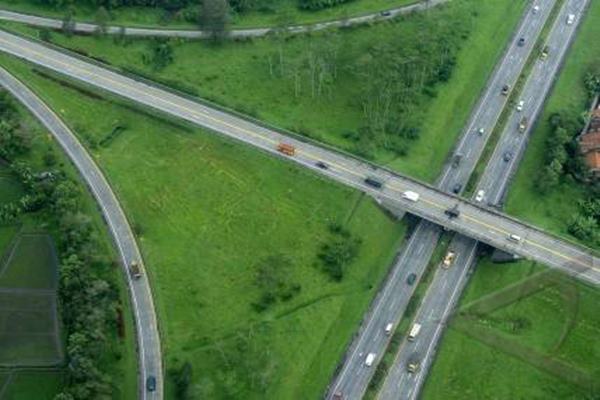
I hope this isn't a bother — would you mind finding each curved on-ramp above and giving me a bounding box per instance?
[0,67,163,400]
[0,0,449,39]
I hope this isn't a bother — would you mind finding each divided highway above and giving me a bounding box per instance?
[378,1,592,399]
[0,0,448,39]
[327,1,557,398]
[0,29,596,279]
[0,66,163,400]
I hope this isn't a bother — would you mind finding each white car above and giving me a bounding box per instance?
[365,353,376,367]
[475,190,485,202]
[516,100,524,112]
[567,14,575,25]
[533,5,540,13]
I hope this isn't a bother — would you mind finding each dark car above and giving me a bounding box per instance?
[452,183,462,194]
[380,10,392,16]
[501,84,510,96]
[406,273,417,286]
[364,176,383,189]
[316,161,329,170]
[146,376,156,392]
[503,151,513,162]
[444,205,460,219]
[518,37,526,46]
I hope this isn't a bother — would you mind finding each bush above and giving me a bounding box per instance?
[318,224,361,281]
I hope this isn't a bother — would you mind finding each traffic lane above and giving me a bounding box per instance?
[479,2,581,201]
[378,235,478,400]
[329,221,442,399]
[0,68,163,399]
[438,0,557,191]
[486,1,584,202]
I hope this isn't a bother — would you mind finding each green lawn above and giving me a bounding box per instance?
[0,234,56,289]
[505,0,600,242]
[0,0,417,29]
[422,259,600,399]
[1,0,526,182]
[0,370,64,400]
[0,54,408,399]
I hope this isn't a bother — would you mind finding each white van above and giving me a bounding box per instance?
[385,323,393,335]
[408,323,422,341]
[402,191,420,202]
[508,234,522,243]
[365,353,376,367]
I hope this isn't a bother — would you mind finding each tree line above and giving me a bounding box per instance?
[0,91,122,399]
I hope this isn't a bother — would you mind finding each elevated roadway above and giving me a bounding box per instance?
[0,29,595,280]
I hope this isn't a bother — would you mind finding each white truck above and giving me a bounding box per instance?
[402,191,420,202]
[408,323,422,341]
[365,353,376,367]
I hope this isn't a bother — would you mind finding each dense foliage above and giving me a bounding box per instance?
[0,91,121,399]
[534,68,600,247]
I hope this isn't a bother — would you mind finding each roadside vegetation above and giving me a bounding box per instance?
[505,0,600,249]
[0,0,527,181]
[0,89,137,399]
[0,54,407,399]
[0,0,416,29]
[423,257,600,399]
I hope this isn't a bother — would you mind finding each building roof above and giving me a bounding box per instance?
[585,150,600,171]
[580,131,600,153]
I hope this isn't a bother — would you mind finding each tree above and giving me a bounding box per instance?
[171,361,193,399]
[200,0,230,41]
[62,11,75,37]
[142,39,174,71]
[94,6,110,35]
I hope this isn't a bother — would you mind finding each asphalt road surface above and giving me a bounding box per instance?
[326,1,558,398]
[0,0,448,39]
[0,29,595,278]
[378,1,591,399]
[0,67,163,400]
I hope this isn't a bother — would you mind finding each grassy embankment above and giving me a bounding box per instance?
[0,0,417,29]
[0,53,408,399]
[0,0,527,182]
[0,94,137,398]
[423,258,600,399]
[423,5,600,398]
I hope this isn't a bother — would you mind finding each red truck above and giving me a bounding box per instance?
[277,143,296,156]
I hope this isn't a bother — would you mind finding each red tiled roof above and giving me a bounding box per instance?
[580,131,600,153]
[585,150,600,171]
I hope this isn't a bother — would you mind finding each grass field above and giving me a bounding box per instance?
[0,90,138,397]
[0,234,57,289]
[0,0,417,29]
[505,0,600,241]
[0,370,64,399]
[1,0,527,182]
[422,258,600,399]
[0,54,410,398]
